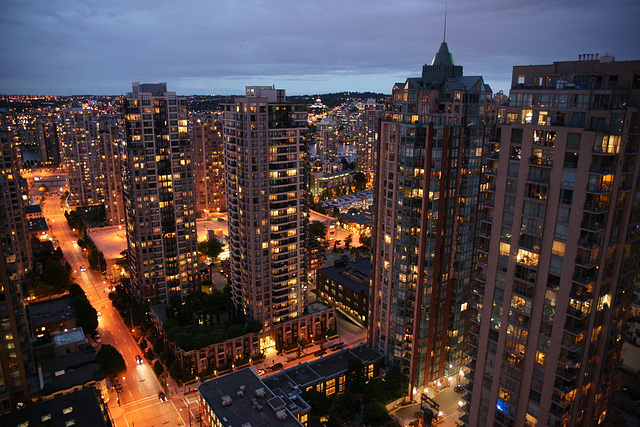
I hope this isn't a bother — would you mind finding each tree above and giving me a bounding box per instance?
[359,233,371,249]
[74,299,99,334]
[139,339,148,351]
[153,337,165,356]
[41,258,72,294]
[115,249,128,268]
[169,360,184,383]
[344,234,353,249]
[309,221,328,241]
[153,360,165,376]
[333,240,341,252]
[198,238,223,262]
[97,344,126,379]
[354,171,367,191]
[361,401,391,426]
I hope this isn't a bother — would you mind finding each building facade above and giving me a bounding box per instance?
[98,116,125,226]
[58,106,105,207]
[465,57,640,426]
[0,129,33,412]
[190,113,226,216]
[223,86,309,333]
[356,99,385,175]
[368,42,493,393]
[120,83,198,304]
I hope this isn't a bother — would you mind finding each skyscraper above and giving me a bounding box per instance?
[98,116,125,227]
[368,42,493,394]
[120,83,198,304]
[0,128,33,412]
[223,86,309,330]
[58,105,105,207]
[190,113,226,216]
[465,57,640,425]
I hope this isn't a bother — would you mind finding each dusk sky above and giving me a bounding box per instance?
[2,0,639,97]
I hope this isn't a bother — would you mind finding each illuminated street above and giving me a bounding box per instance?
[38,194,186,426]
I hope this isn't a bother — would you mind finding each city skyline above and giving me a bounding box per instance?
[1,0,639,97]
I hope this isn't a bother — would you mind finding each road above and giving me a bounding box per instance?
[39,197,187,426]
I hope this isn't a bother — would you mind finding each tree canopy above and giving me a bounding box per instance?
[198,238,223,261]
[354,172,367,191]
[97,344,126,379]
[309,220,328,241]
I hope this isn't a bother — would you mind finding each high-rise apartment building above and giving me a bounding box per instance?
[223,86,309,329]
[120,83,198,304]
[465,57,640,426]
[0,129,33,412]
[190,113,226,216]
[356,99,385,175]
[368,42,493,393]
[58,106,105,206]
[98,116,125,226]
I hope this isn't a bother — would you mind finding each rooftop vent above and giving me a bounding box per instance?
[276,410,287,421]
[242,423,252,427]
[255,388,266,398]
[222,395,233,406]
[237,390,244,397]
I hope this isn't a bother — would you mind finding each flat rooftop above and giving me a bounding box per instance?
[91,219,226,260]
[53,327,87,346]
[198,367,303,427]
[28,295,74,327]
[0,387,110,427]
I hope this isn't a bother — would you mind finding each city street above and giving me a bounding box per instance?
[39,196,186,426]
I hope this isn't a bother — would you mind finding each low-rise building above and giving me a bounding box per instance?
[0,387,112,427]
[316,258,370,328]
[263,344,383,398]
[28,295,76,336]
[198,366,306,427]
[38,348,105,400]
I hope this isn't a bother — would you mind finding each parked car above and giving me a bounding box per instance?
[257,369,266,375]
[270,363,283,371]
[314,349,326,357]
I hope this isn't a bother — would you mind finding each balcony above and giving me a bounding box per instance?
[580,220,604,232]
[569,288,593,303]
[566,305,589,320]
[577,239,601,250]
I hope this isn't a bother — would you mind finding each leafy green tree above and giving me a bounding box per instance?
[359,233,371,249]
[153,360,164,376]
[354,171,367,191]
[199,238,223,260]
[361,401,391,426]
[116,250,128,268]
[330,390,360,421]
[153,337,165,355]
[41,258,72,294]
[309,220,328,241]
[302,389,331,416]
[169,360,184,383]
[68,283,85,297]
[74,298,98,333]
[97,344,126,379]
[344,234,353,249]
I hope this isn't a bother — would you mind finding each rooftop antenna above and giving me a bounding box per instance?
[443,2,447,42]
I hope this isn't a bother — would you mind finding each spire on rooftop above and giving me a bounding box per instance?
[431,41,455,67]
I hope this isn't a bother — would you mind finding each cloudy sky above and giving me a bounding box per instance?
[1,0,639,96]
